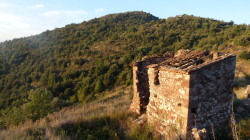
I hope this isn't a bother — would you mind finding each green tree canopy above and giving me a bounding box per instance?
[23,88,53,121]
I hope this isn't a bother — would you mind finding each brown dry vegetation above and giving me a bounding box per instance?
[234,57,250,100]
[221,44,250,99]
[0,86,131,139]
[0,86,160,140]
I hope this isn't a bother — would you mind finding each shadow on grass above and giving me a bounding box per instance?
[55,112,157,140]
[234,75,250,89]
[57,116,123,140]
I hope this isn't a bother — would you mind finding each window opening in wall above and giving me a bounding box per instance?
[154,70,160,85]
[191,108,197,114]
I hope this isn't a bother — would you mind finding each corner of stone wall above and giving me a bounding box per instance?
[187,56,236,132]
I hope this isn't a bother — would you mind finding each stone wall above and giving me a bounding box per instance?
[147,67,190,139]
[130,63,150,114]
[129,55,172,114]
[187,56,236,131]
[130,50,236,138]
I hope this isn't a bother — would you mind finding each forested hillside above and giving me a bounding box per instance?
[0,11,249,127]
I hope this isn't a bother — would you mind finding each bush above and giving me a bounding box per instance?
[23,89,53,121]
[70,95,78,103]
[239,51,250,60]
[77,87,88,102]
[51,97,66,110]
[94,80,105,93]
[0,88,54,127]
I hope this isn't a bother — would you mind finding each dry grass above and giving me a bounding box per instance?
[234,87,248,100]
[234,59,250,100]
[0,86,134,139]
[0,85,159,140]
[225,45,250,100]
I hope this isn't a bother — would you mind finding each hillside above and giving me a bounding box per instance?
[0,86,138,139]
[0,11,249,130]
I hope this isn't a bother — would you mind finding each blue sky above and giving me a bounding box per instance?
[0,0,249,42]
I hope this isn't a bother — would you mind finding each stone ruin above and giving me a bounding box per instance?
[130,50,236,139]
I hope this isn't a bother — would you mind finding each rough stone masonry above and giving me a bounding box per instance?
[129,50,236,139]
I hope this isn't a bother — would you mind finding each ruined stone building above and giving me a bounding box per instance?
[130,50,236,139]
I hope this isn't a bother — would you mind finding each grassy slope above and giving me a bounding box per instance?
[219,45,250,99]
[0,86,160,140]
[0,86,134,139]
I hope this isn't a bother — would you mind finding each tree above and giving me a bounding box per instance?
[94,80,104,93]
[77,86,90,102]
[0,88,54,127]
[23,88,53,121]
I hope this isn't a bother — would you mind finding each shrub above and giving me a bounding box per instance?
[70,95,78,103]
[94,80,105,93]
[239,51,250,60]
[23,89,53,121]
[51,97,66,110]
[0,88,54,127]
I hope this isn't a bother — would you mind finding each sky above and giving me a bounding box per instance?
[0,0,249,43]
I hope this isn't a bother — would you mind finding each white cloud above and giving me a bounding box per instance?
[0,2,13,9]
[65,10,87,16]
[0,12,30,29]
[95,8,104,13]
[0,2,17,12]
[31,4,44,9]
[0,12,21,22]
[12,22,30,29]
[0,29,38,42]
[0,3,10,8]
[42,11,60,16]
[41,10,87,17]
